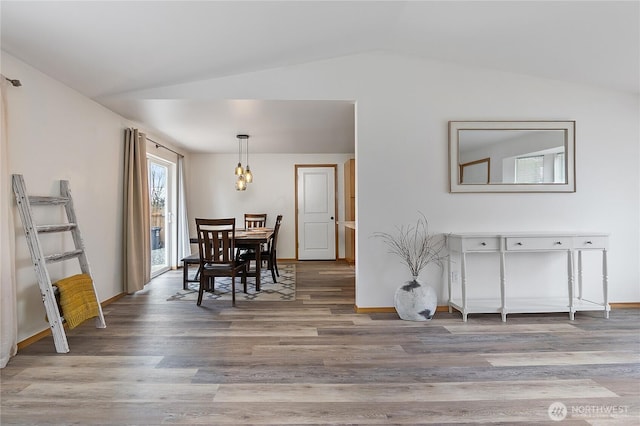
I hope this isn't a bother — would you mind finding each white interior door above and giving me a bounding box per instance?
[296,166,337,260]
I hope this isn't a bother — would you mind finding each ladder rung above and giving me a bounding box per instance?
[28,196,70,206]
[37,224,77,233]
[45,249,83,263]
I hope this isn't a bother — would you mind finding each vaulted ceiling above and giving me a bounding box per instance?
[2,1,637,153]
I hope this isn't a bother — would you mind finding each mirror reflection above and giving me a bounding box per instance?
[449,121,576,193]
[459,129,566,184]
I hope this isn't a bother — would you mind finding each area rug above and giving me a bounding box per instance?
[167,263,295,302]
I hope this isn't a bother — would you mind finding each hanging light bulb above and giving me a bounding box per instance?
[235,173,247,191]
[244,135,253,183]
[234,135,244,176]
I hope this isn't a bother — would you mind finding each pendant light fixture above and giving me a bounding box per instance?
[235,134,252,191]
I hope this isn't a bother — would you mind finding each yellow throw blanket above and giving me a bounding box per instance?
[54,273,99,329]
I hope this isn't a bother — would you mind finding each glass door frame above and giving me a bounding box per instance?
[147,154,176,277]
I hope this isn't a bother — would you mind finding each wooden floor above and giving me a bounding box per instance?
[2,261,639,425]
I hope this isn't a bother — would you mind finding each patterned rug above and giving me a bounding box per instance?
[167,263,295,302]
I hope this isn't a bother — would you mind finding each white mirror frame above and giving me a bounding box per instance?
[449,120,576,193]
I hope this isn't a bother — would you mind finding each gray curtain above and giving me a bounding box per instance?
[177,156,191,261]
[0,77,17,367]
[123,128,151,293]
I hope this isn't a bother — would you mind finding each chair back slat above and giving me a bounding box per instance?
[245,213,267,229]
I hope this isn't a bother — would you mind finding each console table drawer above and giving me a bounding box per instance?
[575,236,608,250]
[505,237,572,251]
[461,237,500,251]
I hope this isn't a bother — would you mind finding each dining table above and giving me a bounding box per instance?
[190,227,274,291]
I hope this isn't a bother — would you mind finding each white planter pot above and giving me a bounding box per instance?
[394,278,437,321]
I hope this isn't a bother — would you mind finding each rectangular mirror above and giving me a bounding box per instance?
[449,120,575,193]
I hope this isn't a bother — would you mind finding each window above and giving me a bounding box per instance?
[554,152,566,183]
[515,155,544,183]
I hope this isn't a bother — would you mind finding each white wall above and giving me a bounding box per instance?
[1,52,183,341]
[188,153,354,259]
[128,51,640,307]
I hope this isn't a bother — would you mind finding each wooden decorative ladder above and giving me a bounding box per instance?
[12,174,106,353]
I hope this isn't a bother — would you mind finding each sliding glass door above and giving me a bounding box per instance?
[148,155,174,277]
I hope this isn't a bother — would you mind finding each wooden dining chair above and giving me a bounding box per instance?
[240,214,282,283]
[195,218,248,306]
[237,213,268,259]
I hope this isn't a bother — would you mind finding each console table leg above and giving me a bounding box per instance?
[578,250,584,300]
[461,252,467,321]
[500,251,507,322]
[567,249,575,320]
[447,251,453,313]
[603,249,610,319]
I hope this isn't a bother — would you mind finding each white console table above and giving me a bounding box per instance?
[447,233,610,322]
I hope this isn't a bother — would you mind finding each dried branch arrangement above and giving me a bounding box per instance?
[373,212,447,278]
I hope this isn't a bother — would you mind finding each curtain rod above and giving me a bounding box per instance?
[128,127,184,158]
[2,75,22,87]
[147,137,184,158]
